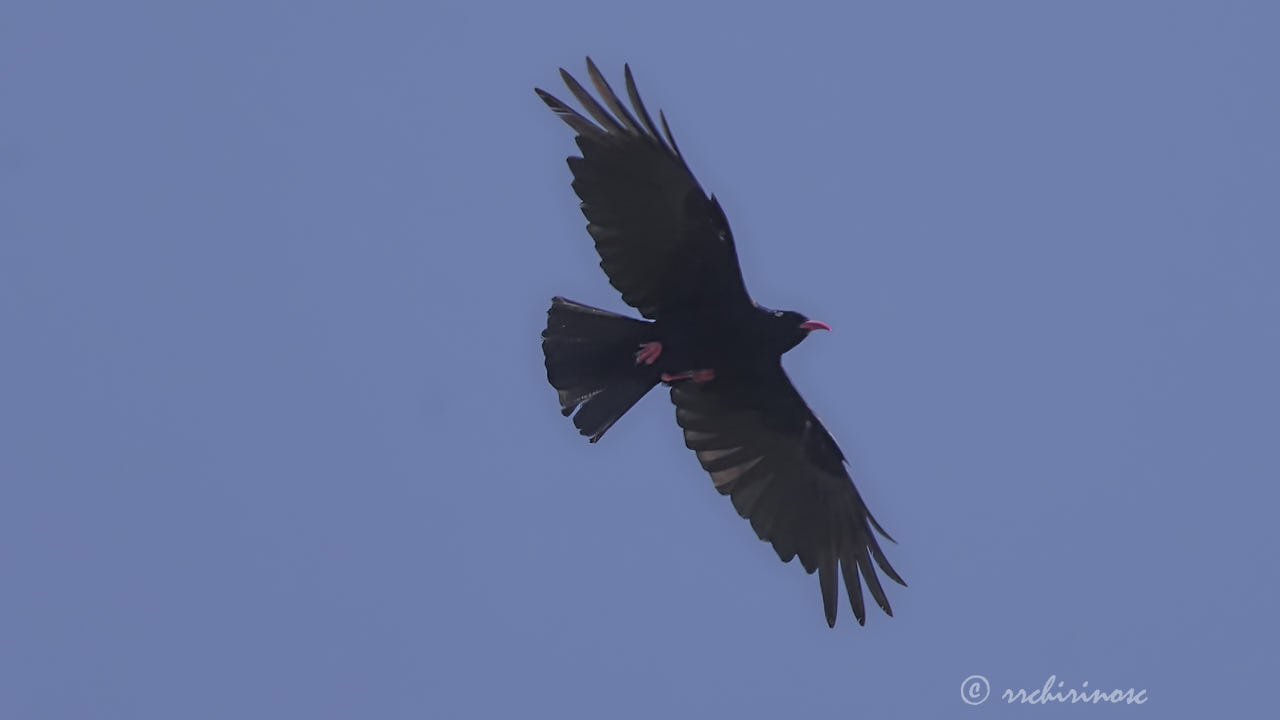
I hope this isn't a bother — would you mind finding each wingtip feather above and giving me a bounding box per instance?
[585,58,642,134]
[658,109,683,158]
[559,65,625,134]
[818,560,838,628]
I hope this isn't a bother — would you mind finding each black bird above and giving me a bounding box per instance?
[537,59,905,627]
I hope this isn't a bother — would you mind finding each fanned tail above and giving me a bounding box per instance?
[541,297,659,442]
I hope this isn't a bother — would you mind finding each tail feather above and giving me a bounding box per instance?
[542,297,659,442]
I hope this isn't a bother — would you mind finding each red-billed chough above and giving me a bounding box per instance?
[538,59,905,628]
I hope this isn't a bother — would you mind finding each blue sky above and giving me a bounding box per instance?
[2,1,1277,717]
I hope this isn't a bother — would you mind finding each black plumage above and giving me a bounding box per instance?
[538,58,905,627]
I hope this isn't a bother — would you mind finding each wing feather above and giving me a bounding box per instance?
[585,58,644,135]
[559,68,627,135]
[670,369,905,627]
[536,58,750,318]
[624,64,665,143]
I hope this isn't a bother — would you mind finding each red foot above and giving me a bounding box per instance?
[635,341,663,366]
[661,369,716,383]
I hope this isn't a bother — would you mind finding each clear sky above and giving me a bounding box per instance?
[2,1,1277,717]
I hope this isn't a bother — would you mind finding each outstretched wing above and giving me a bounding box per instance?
[670,369,905,627]
[536,58,751,319]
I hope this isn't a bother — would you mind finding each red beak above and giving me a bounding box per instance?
[800,320,831,332]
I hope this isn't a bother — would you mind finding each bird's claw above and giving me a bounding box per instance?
[635,341,663,366]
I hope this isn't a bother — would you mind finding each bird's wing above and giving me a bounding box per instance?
[669,368,905,627]
[536,58,752,319]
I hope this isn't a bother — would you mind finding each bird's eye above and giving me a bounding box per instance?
[773,310,784,318]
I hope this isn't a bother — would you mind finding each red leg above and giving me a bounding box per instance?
[635,341,663,366]
[661,369,716,383]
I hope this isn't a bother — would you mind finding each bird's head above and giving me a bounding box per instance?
[764,308,831,353]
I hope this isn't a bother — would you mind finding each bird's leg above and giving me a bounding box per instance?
[661,369,716,383]
[634,341,663,366]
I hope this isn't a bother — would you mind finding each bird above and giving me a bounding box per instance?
[537,58,905,628]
